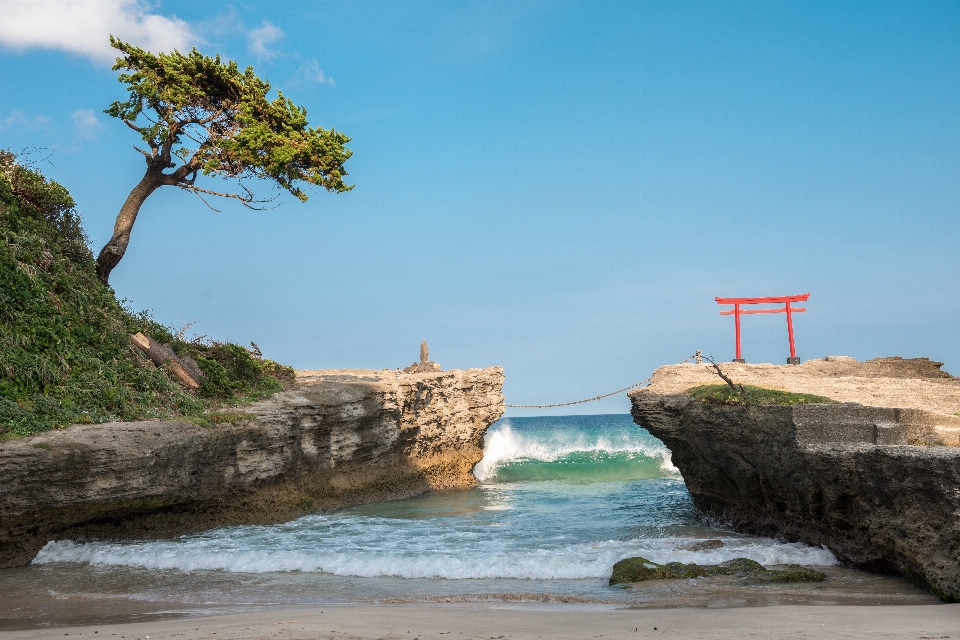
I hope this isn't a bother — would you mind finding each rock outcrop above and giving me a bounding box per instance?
[630,361,960,601]
[644,357,960,416]
[0,367,504,568]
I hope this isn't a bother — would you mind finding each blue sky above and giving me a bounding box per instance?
[1,1,958,415]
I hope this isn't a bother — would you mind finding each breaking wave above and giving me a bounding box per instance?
[34,535,835,578]
[473,419,678,482]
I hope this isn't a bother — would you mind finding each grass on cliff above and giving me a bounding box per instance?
[687,384,838,406]
[0,151,293,439]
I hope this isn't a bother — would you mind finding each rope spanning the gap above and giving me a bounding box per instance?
[504,352,703,409]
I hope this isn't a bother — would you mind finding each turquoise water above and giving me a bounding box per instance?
[15,415,932,611]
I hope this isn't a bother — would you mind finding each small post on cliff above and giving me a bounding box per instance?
[404,340,441,373]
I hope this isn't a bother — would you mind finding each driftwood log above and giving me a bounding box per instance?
[130,333,205,390]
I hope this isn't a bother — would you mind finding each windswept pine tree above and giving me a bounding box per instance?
[97,37,352,284]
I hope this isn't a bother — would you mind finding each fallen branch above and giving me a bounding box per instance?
[704,354,748,405]
[130,332,205,390]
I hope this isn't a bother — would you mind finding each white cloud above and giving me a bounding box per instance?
[296,59,335,85]
[0,0,198,63]
[247,20,283,61]
[71,109,102,140]
[0,111,51,131]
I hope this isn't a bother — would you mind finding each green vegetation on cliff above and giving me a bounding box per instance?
[0,152,292,438]
[687,384,837,406]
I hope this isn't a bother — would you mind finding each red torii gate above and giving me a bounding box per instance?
[715,293,809,364]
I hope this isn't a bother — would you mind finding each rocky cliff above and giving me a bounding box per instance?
[630,360,960,601]
[0,367,504,568]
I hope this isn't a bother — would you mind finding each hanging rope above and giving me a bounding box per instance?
[504,351,703,409]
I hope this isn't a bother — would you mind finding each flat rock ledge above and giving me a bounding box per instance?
[630,358,960,601]
[0,367,504,568]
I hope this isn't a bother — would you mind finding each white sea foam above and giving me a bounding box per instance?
[473,420,678,481]
[34,532,835,579]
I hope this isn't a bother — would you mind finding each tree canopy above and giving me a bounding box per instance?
[96,37,352,283]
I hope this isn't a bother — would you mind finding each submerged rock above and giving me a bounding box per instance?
[678,538,725,551]
[608,556,826,585]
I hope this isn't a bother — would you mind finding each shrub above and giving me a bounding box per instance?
[686,384,837,406]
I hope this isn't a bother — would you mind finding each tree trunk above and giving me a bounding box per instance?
[95,168,164,285]
[130,332,204,390]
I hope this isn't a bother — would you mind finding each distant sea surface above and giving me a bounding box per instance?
[1,416,937,628]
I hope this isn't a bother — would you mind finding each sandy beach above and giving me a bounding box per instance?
[2,603,959,640]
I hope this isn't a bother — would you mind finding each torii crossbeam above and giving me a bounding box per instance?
[715,293,810,364]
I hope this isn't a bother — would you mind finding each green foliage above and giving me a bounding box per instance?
[106,37,352,201]
[0,153,291,438]
[183,342,290,403]
[686,384,838,406]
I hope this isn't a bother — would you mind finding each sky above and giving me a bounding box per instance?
[1,0,958,415]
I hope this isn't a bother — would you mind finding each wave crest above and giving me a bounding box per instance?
[473,421,678,482]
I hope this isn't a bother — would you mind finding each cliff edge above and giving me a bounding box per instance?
[646,357,960,416]
[630,357,960,601]
[0,367,504,568]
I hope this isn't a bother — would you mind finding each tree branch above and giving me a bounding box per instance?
[704,354,749,405]
[176,183,278,210]
[184,187,222,212]
[120,117,147,135]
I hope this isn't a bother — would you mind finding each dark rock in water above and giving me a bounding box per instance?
[664,561,730,579]
[609,557,685,584]
[721,557,765,573]
[679,539,725,551]
[609,556,825,585]
[762,565,827,583]
[629,389,960,601]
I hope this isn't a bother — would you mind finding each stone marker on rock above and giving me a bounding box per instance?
[403,340,442,374]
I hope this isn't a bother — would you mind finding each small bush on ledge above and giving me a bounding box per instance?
[686,384,837,406]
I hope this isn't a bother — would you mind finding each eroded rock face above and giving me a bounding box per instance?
[0,367,503,568]
[630,391,960,601]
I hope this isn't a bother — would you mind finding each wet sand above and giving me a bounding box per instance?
[0,561,940,632]
[1,602,959,640]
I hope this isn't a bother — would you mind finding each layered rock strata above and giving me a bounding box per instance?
[630,359,960,601]
[0,367,504,568]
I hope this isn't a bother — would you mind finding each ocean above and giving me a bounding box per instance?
[1,415,936,627]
